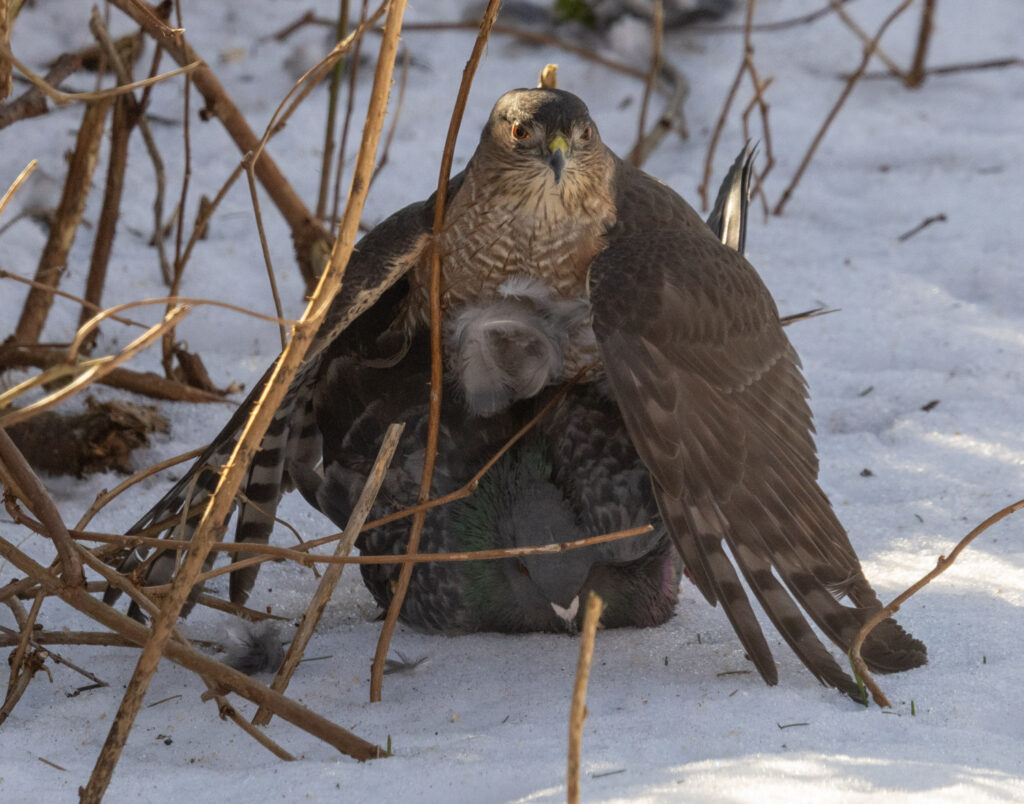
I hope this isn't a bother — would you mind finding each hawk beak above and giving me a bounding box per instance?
[547,136,569,183]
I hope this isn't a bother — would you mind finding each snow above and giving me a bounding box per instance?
[1,0,1023,801]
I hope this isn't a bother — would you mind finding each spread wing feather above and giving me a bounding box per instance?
[588,158,925,692]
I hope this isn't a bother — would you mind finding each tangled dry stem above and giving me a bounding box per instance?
[567,591,603,804]
[698,0,761,211]
[253,423,404,726]
[773,0,914,215]
[850,497,1024,708]
[70,1,408,797]
[368,0,501,704]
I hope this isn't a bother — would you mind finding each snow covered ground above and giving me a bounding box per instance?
[1,0,1022,800]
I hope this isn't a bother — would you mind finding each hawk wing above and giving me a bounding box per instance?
[106,176,463,616]
[588,158,925,694]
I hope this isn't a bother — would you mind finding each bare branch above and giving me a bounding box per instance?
[629,1,664,167]
[13,98,111,344]
[698,0,756,210]
[0,159,36,217]
[774,0,914,215]
[79,1,408,796]
[0,54,82,130]
[253,423,403,726]
[567,591,603,804]
[0,430,85,586]
[0,41,197,105]
[850,497,1024,708]
[0,307,190,428]
[906,0,937,87]
[370,0,502,703]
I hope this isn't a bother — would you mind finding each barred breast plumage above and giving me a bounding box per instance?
[403,139,617,377]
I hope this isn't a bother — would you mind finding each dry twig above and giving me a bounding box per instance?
[76,446,205,532]
[77,10,151,350]
[13,98,111,344]
[0,623,109,688]
[204,689,295,761]
[159,0,195,377]
[628,1,663,167]
[627,62,689,167]
[243,155,288,351]
[168,1,385,293]
[0,429,85,586]
[0,159,36,217]
[0,344,227,404]
[0,534,383,769]
[698,0,758,211]
[774,0,914,215]
[694,0,851,33]
[89,9,175,284]
[858,57,1023,81]
[0,629,157,649]
[331,0,371,231]
[897,213,947,242]
[568,591,603,804]
[253,423,403,726]
[77,1,408,797]
[906,0,936,87]
[316,0,350,221]
[0,40,197,105]
[0,0,11,102]
[64,524,653,587]
[0,54,83,129]
[0,269,145,328]
[830,0,907,80]
[108,0,329,288]
[367,45,411,191]
[850,497,1024,708]
[369,0,502,703]
[4,591,44,709]
[400,20,647,81]
[0,306,189,428]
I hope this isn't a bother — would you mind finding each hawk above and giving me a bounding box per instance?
[109,88,926,696]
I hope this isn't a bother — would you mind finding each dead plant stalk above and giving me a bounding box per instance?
[0,306,189,428]
[850,497,1024,708]
[369,0,504,704]
[0,41,198,105]
[773,0,914,215]
[14,98,111,344]
[77,1,409,798]
[0,429,85,586]
[698,0,758,211]
[568,591,603,804]
[628,1,663,167]
[0,160,36,217]
[107,0,328,289]
[252,423,404,726]
[0,532,382,763]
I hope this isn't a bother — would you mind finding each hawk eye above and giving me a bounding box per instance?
[581,125,592,141]
[511,122,531,140]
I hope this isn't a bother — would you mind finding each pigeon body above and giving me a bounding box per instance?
[305,298,679,634]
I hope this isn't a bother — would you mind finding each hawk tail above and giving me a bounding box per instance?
[103,358,323,617]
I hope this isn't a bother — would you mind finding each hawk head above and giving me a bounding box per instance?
[476,88,614,214]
